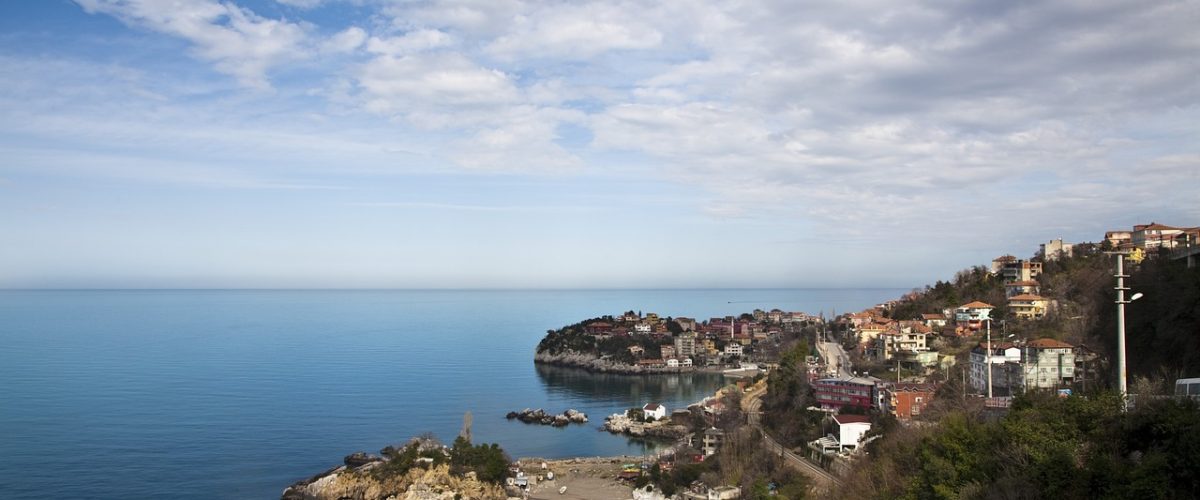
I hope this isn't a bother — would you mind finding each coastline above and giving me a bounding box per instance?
[534,350,731,375]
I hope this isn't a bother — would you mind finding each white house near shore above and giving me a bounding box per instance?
[643,402,667,420]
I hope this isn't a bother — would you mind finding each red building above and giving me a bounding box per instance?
[813,375,879,411]
[885,383,938,420]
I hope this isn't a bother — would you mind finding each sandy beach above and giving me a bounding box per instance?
[514,456,640,500]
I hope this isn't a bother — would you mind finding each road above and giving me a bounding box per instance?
[816,341,852,377]
[741,384,842,493]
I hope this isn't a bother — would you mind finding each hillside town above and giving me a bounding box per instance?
[532,220,1200,496]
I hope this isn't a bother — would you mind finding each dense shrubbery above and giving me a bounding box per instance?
[369,436,510,484]
[838,392,1200,499]
[449,436,510,483]
[761,340,822,446]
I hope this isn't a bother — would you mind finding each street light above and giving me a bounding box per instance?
[1115,254,1144,410]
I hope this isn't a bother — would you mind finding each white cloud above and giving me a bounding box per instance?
[485,3,664,59]
[324,26,367,53]
[364,29,454,56]
[75,0,311,89]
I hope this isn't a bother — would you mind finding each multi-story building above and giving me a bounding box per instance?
[1133,222,1186,250]
[1040,239,1074,260]
[970,339,1076,394]
[1000,259,1043,283]
[674,333,696,358]
[1004,280,1040,298]
[813,375,880,411]
[955,301,994,330]
[969,342,1021,394]
[1019,338,1076,389]
[1008,294,1049,319]
[884,383,938,420]
[872,330,928,362]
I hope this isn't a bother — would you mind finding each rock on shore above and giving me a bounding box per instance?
[282,455,506,500]
[505,408,588,426]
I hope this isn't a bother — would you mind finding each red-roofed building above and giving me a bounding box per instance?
[884,383,938,420]
[832,414,872,450]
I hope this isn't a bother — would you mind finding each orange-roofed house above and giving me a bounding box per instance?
[1008,294,1050,319]
[955,301,994,330]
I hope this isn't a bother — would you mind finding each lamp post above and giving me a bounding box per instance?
[1114,253,1144,409]
[986,318,993,399]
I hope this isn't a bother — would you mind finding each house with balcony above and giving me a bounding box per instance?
[969,342,1021,394]
[955,301,994,331]
[1008,294,1049,319]
[1004,280,1040,298]
[1133,222,1185,250]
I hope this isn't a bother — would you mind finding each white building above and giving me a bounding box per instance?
[723,343,743,357]
[1040,238,1074,260]
[969,342,1021,394]
[833,414,872,450]
[642,402,667,420]
[634,323,652,334]
[971,339,1076,394]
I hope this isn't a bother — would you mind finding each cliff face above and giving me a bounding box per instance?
[282,463,506,500]
[534,350,693,374]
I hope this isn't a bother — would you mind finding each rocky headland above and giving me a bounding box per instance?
[282,437,511,500]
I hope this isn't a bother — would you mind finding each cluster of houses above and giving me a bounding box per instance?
[583,309,819,368]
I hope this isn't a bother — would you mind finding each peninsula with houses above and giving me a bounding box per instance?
[534,309,822,373]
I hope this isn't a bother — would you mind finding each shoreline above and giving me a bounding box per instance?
[534,351,741,375]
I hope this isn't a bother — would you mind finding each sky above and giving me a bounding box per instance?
[0,0,1197,289]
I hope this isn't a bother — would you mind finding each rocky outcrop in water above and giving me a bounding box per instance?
[505,408,588,426]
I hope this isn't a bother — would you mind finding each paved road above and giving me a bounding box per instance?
[816,341,852,377]
[741,384,842,492]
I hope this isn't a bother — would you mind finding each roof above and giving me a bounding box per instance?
[1028,338,1073,349]
[975,342,1018,351]
[644,403,661,411]
[959,301,994,309]
[891,383,939,393]
[921,313,945,320]
[1008,294,1046,301]
[1138,223,1181,231]
[834,414,871,424]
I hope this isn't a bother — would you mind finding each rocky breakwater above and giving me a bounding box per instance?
[505,408,588,427]
[534,351,692,374]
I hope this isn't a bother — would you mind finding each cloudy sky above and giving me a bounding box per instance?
[1,0,1197,289]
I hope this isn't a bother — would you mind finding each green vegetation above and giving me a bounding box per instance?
[369,436,510,484]
[761,340,822,446]
[838,392,1200,499]
[449,436,511,483]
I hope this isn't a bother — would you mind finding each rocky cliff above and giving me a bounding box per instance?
[282,462,506,500]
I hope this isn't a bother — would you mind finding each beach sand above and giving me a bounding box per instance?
[515,456,637,500]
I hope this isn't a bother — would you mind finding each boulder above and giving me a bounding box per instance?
[343,452,383,468]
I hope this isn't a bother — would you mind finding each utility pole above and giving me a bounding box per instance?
[1116,253,1127,403]
[986,319,993,399]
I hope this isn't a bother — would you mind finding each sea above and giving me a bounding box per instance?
[0,289,903,499]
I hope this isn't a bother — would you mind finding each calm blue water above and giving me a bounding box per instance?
[0,289,901,499]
